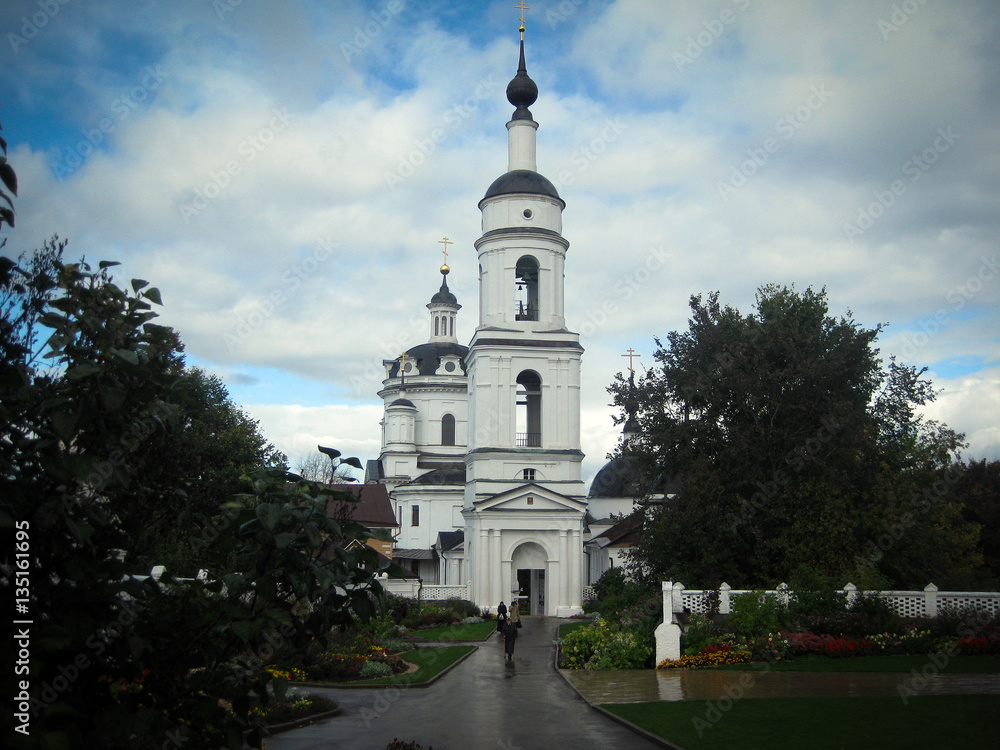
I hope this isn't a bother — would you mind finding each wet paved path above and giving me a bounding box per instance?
[562,665,1000,704]
[266,617,666,750]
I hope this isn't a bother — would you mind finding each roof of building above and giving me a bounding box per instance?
[588,455,681,499]
[597,511,645,549]
[409,464,467,485]
[388,341,470,378]
[429,274,459,306]
[437,530,464,552]
[393,548,436,560]
[482,169,562,203]
[324,483,398,527]
[388,397,416,408]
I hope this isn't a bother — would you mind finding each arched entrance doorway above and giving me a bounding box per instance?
[510,541,547,615]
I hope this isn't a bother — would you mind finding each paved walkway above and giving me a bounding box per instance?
[265,617,666,750]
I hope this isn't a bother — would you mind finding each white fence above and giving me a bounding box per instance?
[666,581,1000,619]
[379,577,468,601]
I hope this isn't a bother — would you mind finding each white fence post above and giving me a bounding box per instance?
[672,582,685,615]
[924,583,939,618]
[777,582,790,606]
[719,582,731,615]
[655,580,683,665]
[844,582,858,607]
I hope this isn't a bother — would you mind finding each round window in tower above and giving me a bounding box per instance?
[445,361,456,372]
[522,208,533,220]
[404,362,413,373]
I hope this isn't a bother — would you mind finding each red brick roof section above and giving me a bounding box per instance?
[324,483,398,528]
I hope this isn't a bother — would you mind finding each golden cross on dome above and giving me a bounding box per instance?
[438,236,452,265]
[621,347,639,375]
[515,1,529,35]
[398,351,412,381]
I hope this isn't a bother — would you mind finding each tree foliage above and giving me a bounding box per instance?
[610,286,981,590]
[1,245,389,748]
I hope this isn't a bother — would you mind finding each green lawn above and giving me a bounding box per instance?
[604,695,1000,750]
[358,645,475,686]
[410,621,498,641]
[713,654,1000,673]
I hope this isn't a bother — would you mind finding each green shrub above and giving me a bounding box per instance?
[560,622,609,669]
[445,598,480,619]
[587,629,653,669]
[358,660,394,679]
[727,590,786,638]
[683,613,725,656]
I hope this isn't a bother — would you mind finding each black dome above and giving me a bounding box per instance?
[430,277,458,306]
[389,398,416,408]
[390,341,469,378]
[507,38,537,120]
[483,169,562,202]
[588,456,643,499]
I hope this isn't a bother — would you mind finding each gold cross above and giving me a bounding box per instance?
[398,352,411,373]
[515,1,529,31]
[621,348,639,374]
[438,236,452,265]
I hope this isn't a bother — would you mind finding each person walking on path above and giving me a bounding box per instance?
[509,600,521,629]
[502,618,518,660]
[496,600,507,633]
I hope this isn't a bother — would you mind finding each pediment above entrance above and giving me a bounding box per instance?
[473,483,586,513]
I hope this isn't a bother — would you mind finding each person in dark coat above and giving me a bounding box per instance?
[496,601,507,633]
[502,619,518,660]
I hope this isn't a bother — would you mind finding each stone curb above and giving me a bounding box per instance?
[297,644,478,690]
[263,706,342,736]
[552,641,687,750]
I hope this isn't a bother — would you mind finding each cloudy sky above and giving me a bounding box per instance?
[3,0,998,483]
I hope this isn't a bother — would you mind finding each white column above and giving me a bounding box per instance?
[569,528,582,610]
[478,528,489,607]
[491,529,502,607]
[558,529,568,615]
[507,119,538,171]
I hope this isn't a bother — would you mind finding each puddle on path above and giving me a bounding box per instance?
[562,667,1000,704]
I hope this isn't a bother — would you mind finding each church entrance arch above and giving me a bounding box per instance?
[510,541,547,616]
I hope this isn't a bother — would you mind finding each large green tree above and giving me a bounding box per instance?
[610,286,981,590]
[1,245,387,748]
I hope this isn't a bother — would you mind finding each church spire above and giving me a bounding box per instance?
[428,236,460,343]
[504,13,539,171]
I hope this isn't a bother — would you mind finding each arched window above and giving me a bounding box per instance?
[515,370,541,446]
[515,256,539,321]
[441,413,456,446]
[449,317,454,337]
[435,316,440,336]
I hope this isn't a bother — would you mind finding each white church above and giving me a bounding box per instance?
[364,23,646,617]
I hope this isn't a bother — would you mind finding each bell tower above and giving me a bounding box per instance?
[463,14,585,617]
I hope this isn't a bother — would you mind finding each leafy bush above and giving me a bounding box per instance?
[358,660,394,679]
[446,598,480,618]
[591,568,655,620]
[379,639,411,653]
[683,613,725,655]
[727,591,786,638]
[586,629,652,669]
[560,622,609,669]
